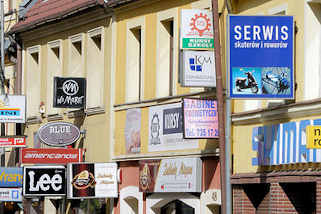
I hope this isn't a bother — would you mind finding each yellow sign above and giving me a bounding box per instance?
[306,126,321,148]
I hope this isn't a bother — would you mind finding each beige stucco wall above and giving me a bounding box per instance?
[21,13,113,162]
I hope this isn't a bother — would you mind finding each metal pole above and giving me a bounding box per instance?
[211,0,231,213]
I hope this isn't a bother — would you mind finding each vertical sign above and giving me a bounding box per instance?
[228,15,294,99]
[183,99,219,138]
[180,9,214,49]
[181,50,216,87]
[125,109,141,154]
[53,77,86,108]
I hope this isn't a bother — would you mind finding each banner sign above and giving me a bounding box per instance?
[0,95,26,123]
[148,103,198,152]
[125,109,141,154]
[0,188,22,202]
[0,168,23,187]
[252,118,321,166]
[21,148,84,164]
[139,158,202,193]
[67,163,118,199]
[183,99,218,138]
[38,122,80,147]
[228,15,294,99]
[180,9,214,49]
[53,77,86,108]
[181,50,216,87]
[23,166,66,196]
[0,136,26,147]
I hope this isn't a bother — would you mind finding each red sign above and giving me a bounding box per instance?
[21,148,84,164]
[0,136,26,147]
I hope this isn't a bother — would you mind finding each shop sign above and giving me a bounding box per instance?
[252,118,321,166]
[181,50,216,87]
[53,77,86,108]
[201,189,221,205]
[228,15,294,99]
[0,188,22,202]
[23,166,66,196]
[125,108,141,154]
[139,158,202,193]
[183,99,218,138]
[67,163,118,199]
[0,95,25,123]
[0,168,23,187]
[0,136,26,147]
[148,103,198,152]
[306,126,321,148]
[21,148,84,164]
[180,9,214,49]
[38,122,80,147]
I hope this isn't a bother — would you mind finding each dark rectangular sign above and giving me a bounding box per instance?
[23,166,66,196]
[53,77,86,108]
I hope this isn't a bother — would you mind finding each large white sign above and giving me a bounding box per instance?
[155,158,202,192]
[0,188,22,202]
[181,50,216,87]
[0,95,25,123]
[67,163,118,199]
[180,9,214,49]
[148,103,198,152]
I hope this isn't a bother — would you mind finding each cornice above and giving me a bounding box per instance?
[232,98,321,125]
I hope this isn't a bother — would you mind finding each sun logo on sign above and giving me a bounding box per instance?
[189,12,211,37]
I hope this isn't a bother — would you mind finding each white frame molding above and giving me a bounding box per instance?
[120,186,143,214]
[146,193,200,214]
[126,16,145,102]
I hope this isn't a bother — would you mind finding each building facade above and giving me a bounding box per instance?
[230,0,321,213]
[10,0,114,212]
[109,0,222,213]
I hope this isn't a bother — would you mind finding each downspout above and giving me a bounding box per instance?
[15,40,22,95]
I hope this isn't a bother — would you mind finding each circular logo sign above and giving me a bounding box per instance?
[38,122,80,147]
[62,80,79,96]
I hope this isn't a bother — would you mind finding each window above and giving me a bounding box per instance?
[126,17,145,103]
[87,27,104,108]
[69,34,85,77]
[304,1,321,100]
[26,45,41,117]
[47,40,62,115]
[156,9,178,98]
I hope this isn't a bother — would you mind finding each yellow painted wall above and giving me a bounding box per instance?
[22,17,113,162]
[113,0,220,157]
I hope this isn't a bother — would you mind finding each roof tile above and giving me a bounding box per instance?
[11,0,104,33]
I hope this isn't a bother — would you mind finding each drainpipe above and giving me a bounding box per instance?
[212,0,232,213]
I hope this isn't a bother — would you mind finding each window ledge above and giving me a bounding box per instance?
[85,107,105,116]
[47,114,63,121]
[26,116,41,125]
[112,149,219,162]
[66,109,85,118]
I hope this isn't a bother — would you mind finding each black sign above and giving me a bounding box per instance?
[23,166,66,196]
[53,77,86,108]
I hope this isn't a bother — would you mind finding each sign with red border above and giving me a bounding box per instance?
[21,148,84,164]
[0,136,26,147]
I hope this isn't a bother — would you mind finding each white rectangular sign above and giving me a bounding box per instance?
[0,188,22,202]
[0,95,26,123]
[67,163,118,199]
[181,50,216,87]
[155,158,202,192]
[148,103,198,152]
[180,9,214,49]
